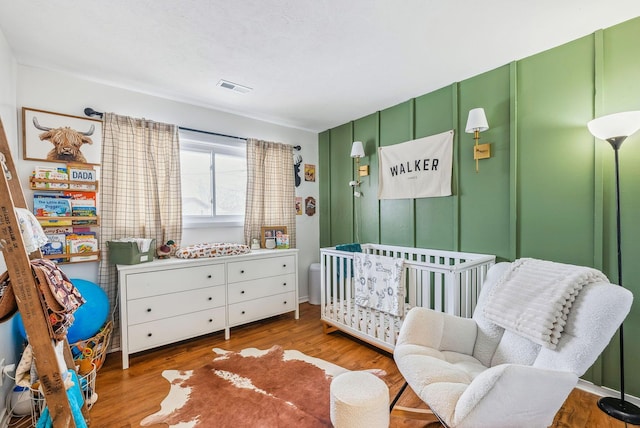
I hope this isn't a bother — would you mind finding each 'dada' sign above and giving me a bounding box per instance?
[377,130,453,200]
[68,166,97,182]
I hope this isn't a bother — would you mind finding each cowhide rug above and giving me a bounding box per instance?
[140,345,382,427]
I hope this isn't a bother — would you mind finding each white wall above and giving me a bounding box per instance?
[0,26,21,425]
[15,65,320,303]
[1,31,320,423]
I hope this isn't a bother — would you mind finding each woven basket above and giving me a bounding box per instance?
[70,320,113,371]
[0,275,18,322]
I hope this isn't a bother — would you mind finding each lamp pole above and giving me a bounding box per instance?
[596,137,640,424]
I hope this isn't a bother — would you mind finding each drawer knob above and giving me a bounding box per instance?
[147,333,152,337]
[283,282,287,286]
[242,310,246,315]
[283,264,287,268]
[284,301,287,304]
[146,308,152,312]
[241,290,245,294]
[209,318,213,323]
[240,270,245,274]
[207,274,212,278]
[208,297,213,301]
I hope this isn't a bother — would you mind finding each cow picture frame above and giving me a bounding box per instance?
[22,107,103,165]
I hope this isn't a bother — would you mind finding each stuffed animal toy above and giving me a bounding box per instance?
[157,240,176,258]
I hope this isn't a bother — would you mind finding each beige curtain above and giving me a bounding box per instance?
[244,139,296,248]
[99,113,182,349]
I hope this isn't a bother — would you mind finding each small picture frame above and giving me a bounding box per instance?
[295,196,302,215]
[260,226,288,249]
[304,164,316,182]
[22,107,103,165]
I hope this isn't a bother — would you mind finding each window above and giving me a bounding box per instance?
[180,131,247,227]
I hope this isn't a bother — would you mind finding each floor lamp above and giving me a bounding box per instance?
[588,110,640,425]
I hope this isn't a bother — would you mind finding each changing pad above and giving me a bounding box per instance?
[175,242,251,259]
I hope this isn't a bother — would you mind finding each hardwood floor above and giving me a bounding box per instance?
[76,303,623,427]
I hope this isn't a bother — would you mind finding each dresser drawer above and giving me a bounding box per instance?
[128,306,226,353]
[228,291,296,326]
[127,285,225,325]
[227,255,295,283]
[126,263,225,299]
[227,273,296,304]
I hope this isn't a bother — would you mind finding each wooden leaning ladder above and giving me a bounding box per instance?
[0,117,88,427]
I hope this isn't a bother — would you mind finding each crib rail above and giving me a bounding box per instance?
[320,244,495,351]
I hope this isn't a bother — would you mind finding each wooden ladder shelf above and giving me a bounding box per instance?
[0,117,87,427]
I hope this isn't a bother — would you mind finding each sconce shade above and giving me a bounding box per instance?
[587,111,640,141]
[465,108,489,133]
[351,141,365,158]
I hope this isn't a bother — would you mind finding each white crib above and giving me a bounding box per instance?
[320,244,495,352]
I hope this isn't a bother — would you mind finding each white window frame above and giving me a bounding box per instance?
[179,131,247,228]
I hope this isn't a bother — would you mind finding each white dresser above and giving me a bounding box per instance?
[117,249,298,368]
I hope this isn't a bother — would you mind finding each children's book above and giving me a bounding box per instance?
[276,234,290,249]
[41,233,66,262]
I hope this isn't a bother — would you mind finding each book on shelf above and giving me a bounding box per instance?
[38,218,73,227]
[67,164,97,182]
[32,166,69,189]
[41,233,66,262]
[66,233,98,262]
[71,206,97,216]
[33,197,72,217]
[42,226,74,235]
[64,191,97,201]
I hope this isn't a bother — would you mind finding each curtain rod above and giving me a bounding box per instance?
[84,107,301,150]
[83,107,249,141]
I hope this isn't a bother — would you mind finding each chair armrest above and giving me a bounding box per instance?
[396,307,477,355]
[453,364,578,428]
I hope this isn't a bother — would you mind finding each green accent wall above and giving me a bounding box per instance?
[353,113,380,244]
[414,86,457,250]
[318,130,331,247]
[600,18,640,392]
[328,123,354,246]
[318,16,640,397]
[379,102,415,247]
[458,67,511,260]
[516,35,596,266]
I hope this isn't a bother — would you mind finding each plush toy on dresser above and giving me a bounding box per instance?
[157,240,176,259]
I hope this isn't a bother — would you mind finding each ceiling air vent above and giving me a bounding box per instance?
[216,79,253,94]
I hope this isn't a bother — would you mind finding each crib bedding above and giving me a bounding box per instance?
[175,242,251,259]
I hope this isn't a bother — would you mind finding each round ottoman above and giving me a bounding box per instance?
[330,371,389,428]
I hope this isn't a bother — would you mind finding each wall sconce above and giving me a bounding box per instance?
[350,141,368,197]
[351,140,369,177]
[465,108,491,173]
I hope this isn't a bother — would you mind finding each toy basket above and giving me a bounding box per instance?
[70,320,113,371]
[30,364,97,426]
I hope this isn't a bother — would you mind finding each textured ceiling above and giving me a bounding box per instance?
[0,1,639,132]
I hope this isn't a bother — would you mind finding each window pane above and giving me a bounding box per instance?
[181,150,213,216]
[215,153,246,216]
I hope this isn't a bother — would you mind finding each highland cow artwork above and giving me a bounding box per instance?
[23,108,102,165]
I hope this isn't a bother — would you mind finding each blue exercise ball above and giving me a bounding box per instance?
[17,278,109,344]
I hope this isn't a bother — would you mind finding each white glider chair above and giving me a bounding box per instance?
[393,260,633,428]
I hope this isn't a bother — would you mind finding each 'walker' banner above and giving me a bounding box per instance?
[377,130,453,200]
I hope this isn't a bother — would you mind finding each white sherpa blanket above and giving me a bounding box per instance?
[483,258,608,349]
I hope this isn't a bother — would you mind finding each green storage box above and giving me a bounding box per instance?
[107,239,156,265]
